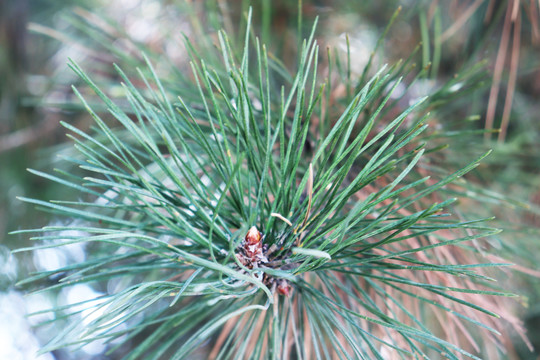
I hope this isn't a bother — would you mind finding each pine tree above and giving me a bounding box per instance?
[14,2,535,359]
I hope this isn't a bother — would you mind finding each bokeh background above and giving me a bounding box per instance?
[1,0,540,359]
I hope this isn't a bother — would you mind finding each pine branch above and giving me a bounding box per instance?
[14,6,523,360]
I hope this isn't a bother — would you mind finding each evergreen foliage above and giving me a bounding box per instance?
[13,3,535,359]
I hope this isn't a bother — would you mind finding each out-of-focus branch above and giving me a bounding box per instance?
[0,116,58,153]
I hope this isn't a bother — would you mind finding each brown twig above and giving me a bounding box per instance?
[485,1,513,140]
[0,115,58,153]
[498,11,521,142]
[529,0,540,44]
[439,0,484,43]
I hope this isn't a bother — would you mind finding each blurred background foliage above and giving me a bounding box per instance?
[1,0,540,358]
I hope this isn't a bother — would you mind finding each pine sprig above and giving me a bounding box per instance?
[15,10,516,359]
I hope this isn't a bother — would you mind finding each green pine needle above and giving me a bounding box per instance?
[15,9,515,360]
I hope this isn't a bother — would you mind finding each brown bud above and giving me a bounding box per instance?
[243,226,263,261]
[245,226,262,245]
[277,280,291,296]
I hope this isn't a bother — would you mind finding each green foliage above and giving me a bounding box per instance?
[14,5,527,360]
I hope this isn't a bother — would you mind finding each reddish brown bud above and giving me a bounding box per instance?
[277,280,291,296]
[243,226,263,261]
[245,226,262,245]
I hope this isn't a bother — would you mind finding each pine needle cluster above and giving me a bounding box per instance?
[14,4,532,359]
